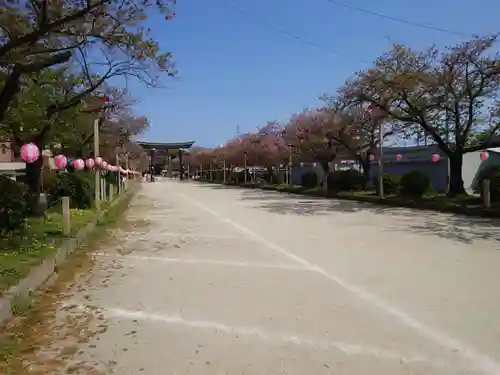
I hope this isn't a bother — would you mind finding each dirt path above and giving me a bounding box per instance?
[3,181,500,375]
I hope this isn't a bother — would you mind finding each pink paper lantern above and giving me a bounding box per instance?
[54,154,67,169]
[95,157,103,166]
[480,151,489,161]
[73,159,85,170]
[20,143,40,163]
[396,154,403,161]
[431,153,440,163]
[85,158,95,169]
[368,154,375,161]
[102,161,108,169]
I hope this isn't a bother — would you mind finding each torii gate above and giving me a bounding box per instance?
[137,141,195,181]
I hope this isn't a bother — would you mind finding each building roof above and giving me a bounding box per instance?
[486,147,500,154]
[137,141,195,150]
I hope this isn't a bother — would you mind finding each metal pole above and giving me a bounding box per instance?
[445,108,450,194]
[223,159,226,183]
[244,153,248,184]
[288,145,292,187]
[125,153,129,190]
[378,119,384,198]
[116,153,120,196]
[93,117,100,210]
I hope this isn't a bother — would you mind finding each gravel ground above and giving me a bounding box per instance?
[8,180,500,375]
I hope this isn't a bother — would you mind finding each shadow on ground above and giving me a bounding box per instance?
[191,182,239,190]
[238,189,500,245]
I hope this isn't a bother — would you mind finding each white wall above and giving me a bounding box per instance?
[462,152,482,194]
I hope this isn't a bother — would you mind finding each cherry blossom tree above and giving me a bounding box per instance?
[283,109,339,191]
[340,35,500,195]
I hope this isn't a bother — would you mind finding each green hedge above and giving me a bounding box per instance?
[327,170,364,192]
[475,165,500,202]
[229,170,246,184]
[399,170,431,197]
[46,171,95,209]
[0,176,29,235]
[375,173,402,195]
[301,171,318,188]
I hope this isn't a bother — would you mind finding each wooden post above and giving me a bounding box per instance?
[62,197,71,236]
[109,184,114,201]
[483,179,491,209]
[102,179,107,201]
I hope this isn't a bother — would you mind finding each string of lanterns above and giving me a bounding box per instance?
[20,142,491,172]
[20,143,139,174]
[291,151,487,165]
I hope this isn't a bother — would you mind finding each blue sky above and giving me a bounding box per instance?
[133,0,499,147]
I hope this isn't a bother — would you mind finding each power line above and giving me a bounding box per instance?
[217,0,371,64]
[323,0,467,37]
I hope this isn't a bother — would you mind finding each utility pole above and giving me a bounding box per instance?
[244,152,248,184]
[93,95,109,210]
[116,153,120,196]
[445,107,450,194]
[223,159,226,183]
[368,105,384,198]
[378,119,384,198]
[94,116,101,210]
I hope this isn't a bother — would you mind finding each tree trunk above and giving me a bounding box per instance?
[0,67,22,123]
[25,157,43,215]
[360,160,371,190]
[266,166,274,184]
[0,52,71,123]
[319,161,330,196]
[448,153,465,196]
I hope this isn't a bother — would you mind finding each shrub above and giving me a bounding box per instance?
[301,171,318,188]
[47,171,95,209]
[399,170,431,197]
[42,169,59,192]
[0,176,29,235]
[228,170,243,184]
[327,170,364,192]
[475,165,500,202]
[263,169,277,184]
[375,173,402,195]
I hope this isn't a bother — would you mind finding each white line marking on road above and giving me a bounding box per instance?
[177,191,500,375]
[156,232,241,240]
[67,303,459,370]
[93,253,309,271]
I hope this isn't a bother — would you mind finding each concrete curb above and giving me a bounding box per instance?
[0,186,138,327]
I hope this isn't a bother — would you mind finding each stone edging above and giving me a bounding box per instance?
[0,186,138,327]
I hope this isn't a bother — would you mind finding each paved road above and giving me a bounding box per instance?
[16,181,500,375]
